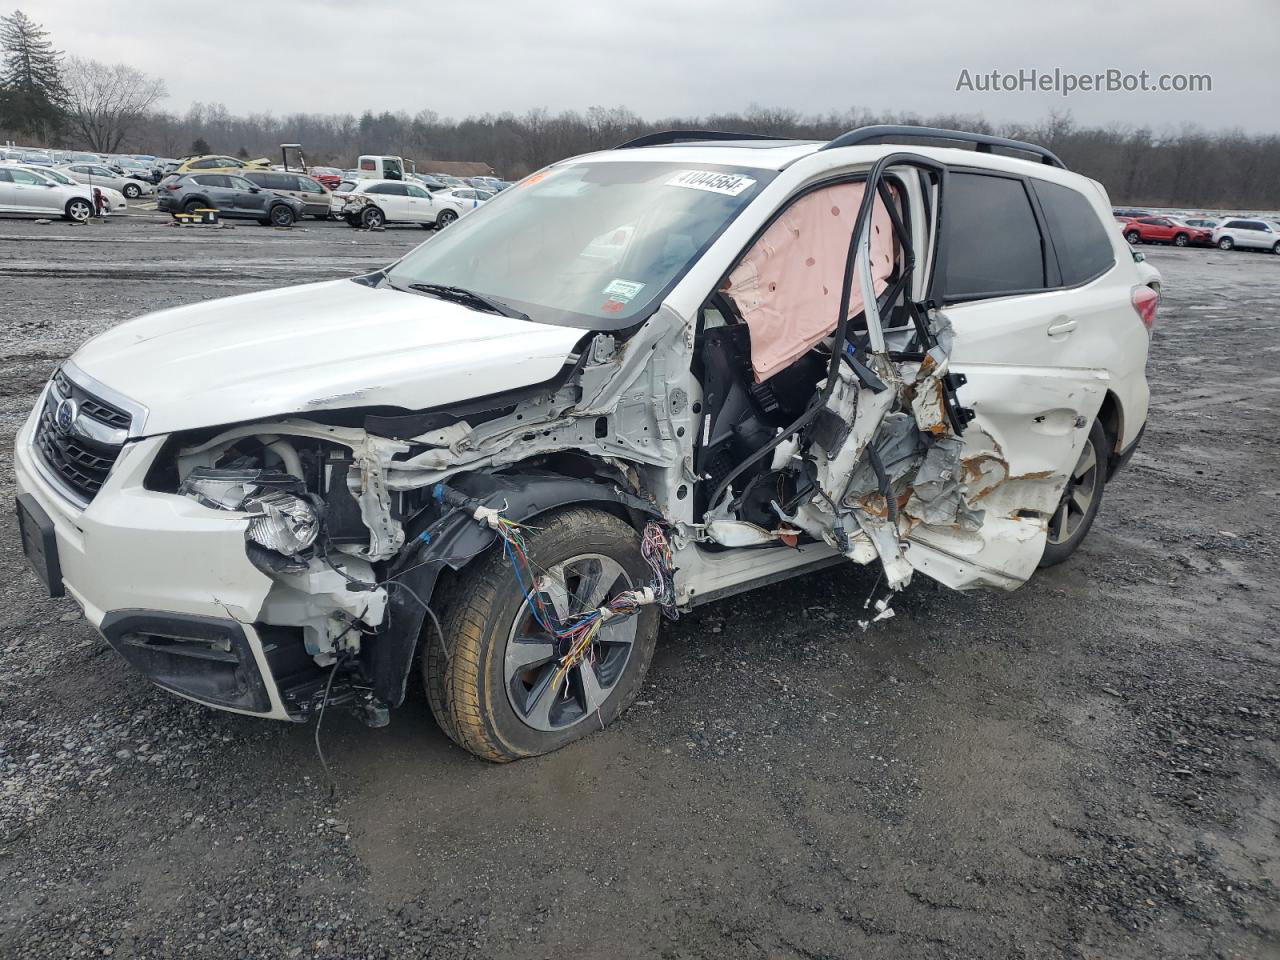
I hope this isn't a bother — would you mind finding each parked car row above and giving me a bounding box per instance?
[0,163,127,221]
[1113,207,1280,253]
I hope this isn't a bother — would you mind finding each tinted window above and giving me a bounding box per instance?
[368,183,406,196]
[1246,221,1269,231]
[0,170,11,182]
[193,174,229,187]
[337,181,357,193]
[941,172,1046,299]
[405,184,429,198]
[297,177,324,194]
[1034,180,1115,286]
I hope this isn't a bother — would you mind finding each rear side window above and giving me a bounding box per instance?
[941,172,1046,300]
[368,183,406,196]
[192,174,229,187]
[1034,180,1115,286]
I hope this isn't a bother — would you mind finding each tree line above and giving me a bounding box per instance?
[2,8,1276,209]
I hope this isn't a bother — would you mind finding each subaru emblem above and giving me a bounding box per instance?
[55,397,78,434]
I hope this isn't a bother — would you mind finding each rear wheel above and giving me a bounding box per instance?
[1218,236,1234,250]
[1040,420,1109,568]
[1124,230,1141,245]
[423,507,660,762]
[182,199,204,215]
[1273,241,1280,255]
[360,206,385,229]
[64,198,93,222]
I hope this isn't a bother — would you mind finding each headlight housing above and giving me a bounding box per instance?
[179,467,319,556]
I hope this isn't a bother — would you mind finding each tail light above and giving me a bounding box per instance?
[1131,285,1159,333]
[165,181,181,190]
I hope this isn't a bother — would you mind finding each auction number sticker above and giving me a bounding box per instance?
[665,170,756,196]
[603,278,645,301]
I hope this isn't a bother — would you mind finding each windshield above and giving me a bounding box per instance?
[386,161,773,329]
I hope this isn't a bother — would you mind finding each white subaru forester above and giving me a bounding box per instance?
[15,126,1160,761]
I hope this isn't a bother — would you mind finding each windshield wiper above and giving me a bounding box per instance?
[404,282,529,321]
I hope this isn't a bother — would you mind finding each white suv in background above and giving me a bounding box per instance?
[333,178,473,229]
[1212,217,1280,252]
[14,126,1159,761]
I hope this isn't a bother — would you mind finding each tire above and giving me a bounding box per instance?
[122,183,141,199]
[1218,236,1234,250]
[1124,230,1141,245]
[435,208,458,228]
[1273,241,1280,255]
[269,204,295,227]
[1173,233,1189,247]
[423,507,660,762]
[64,198,93,222]
[182,199,204,215]
[360,206,384,229]
[1039,419,1110,568]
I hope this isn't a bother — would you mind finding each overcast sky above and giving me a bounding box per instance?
[18,0,1278,131]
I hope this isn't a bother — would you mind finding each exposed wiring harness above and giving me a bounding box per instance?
[432,484,679,697]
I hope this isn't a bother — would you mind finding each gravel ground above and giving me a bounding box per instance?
[0,215,1276,959]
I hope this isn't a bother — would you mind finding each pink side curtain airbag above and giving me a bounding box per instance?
[725,183,896,382]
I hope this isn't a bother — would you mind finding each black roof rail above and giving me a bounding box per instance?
[613,129,791,150]
[820,124,1066,168]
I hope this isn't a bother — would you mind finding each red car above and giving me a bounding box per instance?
[308,166,343,191]
[1121,216,1212,247]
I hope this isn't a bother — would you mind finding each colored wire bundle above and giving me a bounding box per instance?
[486,509,677,694]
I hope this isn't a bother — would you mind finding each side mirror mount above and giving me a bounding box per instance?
[249,187,261,193]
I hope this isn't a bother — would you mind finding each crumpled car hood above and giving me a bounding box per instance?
[70,278,585,436]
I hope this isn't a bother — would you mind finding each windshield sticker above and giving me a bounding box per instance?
[603,279,645,302]
[665,170,757,197]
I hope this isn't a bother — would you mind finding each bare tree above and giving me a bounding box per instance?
[62,57,165,152]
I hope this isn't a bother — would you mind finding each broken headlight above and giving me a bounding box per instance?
[244,489,319,554]
[179,466,319,556]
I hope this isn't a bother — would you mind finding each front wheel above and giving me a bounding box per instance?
[64,198,93,222]
[424,507,660,762]
[123,183,141,199]
[1039,420,1109,568]
[1218,237,1234,250]
[1173,233,1189,247]
[435,208,458,228]
[269,204,295,227]
[1273,241,1280,255]
[1124,230,1141,245]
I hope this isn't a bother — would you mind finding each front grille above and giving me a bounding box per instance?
[34,372,132,503]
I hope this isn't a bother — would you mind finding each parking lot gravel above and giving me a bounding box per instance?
[1,215,1276,959]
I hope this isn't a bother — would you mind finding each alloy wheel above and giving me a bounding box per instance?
[504,554,637,732]
[1047,437,1099,545]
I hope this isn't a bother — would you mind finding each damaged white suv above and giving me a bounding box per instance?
[15,126,1159,762]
